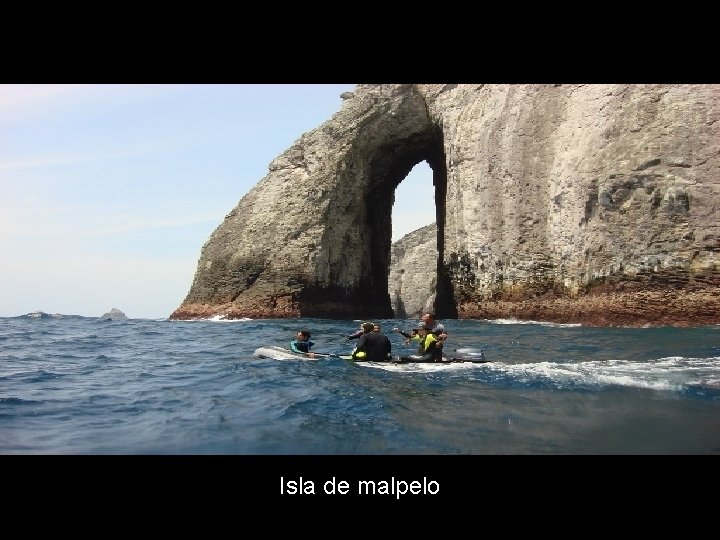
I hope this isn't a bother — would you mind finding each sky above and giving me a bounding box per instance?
[0,84,436,319]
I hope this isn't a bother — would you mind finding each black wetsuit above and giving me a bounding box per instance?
[345,330,364,342]
[352,332,391,362]
[429,322,445,338]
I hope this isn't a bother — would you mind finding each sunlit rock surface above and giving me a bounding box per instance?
[388,223,437,319]
[171,84,720,327]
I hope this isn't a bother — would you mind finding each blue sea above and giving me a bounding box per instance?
[1,314,719,456]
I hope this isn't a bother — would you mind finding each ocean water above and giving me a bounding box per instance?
[1,314,719,455]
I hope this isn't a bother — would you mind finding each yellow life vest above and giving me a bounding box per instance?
[419,333,437,353]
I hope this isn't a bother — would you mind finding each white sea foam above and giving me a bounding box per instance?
[175,315,255,322]
[484,318,582,328]
[492,356,720,391]
[359,361,485,373]
[361,354,720,392]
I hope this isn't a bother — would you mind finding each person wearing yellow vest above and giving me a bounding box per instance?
[421,312,448,348]
[396,322,443,362]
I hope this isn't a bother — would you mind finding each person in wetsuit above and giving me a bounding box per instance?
[351,322,391,362]
[344,321,371,342]
[392,326,420,345]
[421,312,448,350]
[290,330,315,358]
[396,322,443,363]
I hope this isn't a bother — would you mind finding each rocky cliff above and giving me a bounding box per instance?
[171,84,720,327]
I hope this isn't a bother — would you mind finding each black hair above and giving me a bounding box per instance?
[298,330,311,339]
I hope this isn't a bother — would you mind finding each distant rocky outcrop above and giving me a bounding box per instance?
[26,310,53,319]
[171,84,720,327]
[388,223,437,318]
[101,308,128,321]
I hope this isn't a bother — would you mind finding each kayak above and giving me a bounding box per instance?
[253,346,488,363]
[253,346,327,360]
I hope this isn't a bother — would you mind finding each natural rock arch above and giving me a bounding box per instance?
[171,84,720,327]
[173,85,453,320]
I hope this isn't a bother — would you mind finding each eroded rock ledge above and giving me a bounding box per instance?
[458,282,720,327]
[171,84,720,327]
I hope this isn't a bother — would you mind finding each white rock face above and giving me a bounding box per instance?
[388,223,437,318]
[172,84,720,327]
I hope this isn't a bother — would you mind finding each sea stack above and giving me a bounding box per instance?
[101,308,129,321]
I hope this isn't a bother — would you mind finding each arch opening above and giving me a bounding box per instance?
[358,128,457,320]
[388,161,436,319]
[391,161,435,243]
[173,87,463,321]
